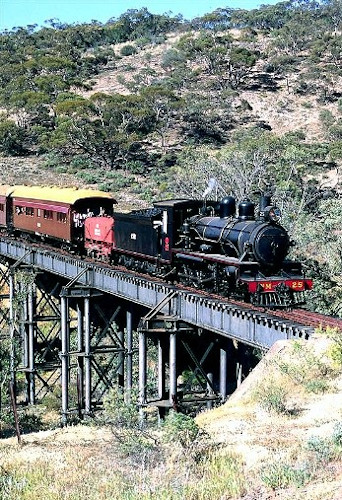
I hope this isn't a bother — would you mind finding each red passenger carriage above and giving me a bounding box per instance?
[0,185,116,248]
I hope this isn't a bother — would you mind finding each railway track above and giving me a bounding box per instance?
[269,308,342,332]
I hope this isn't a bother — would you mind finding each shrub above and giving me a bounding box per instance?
[332,421,342,447]
[125,160,146,174]
[253,381,288,414]
[275,341,330,394]
[326,328,342,369]
[162,411,200,449]
[304,378,329,394]
[135,36,151,48]
[70,156,95,170]
[260,461,311,489]
[120,44,137,57]
[103,387,160,464]
[161,48,186,69]
[306,435,335,463]
[76,171,101,184]
[0,120,27,155]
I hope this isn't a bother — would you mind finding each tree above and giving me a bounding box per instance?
[0,118,27,155]
[49,93,155,169]
[140,84,182,149]
[181,93,234,145]
[322,0,342,34]
[172,129,332,218]
[176,32,257,89]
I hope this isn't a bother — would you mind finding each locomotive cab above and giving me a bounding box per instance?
[153,199,211,261]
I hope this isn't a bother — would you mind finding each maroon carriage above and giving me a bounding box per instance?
[9,186,116,246]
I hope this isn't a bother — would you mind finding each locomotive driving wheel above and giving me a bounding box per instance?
[177,263,216,291]
[275,282,293,307]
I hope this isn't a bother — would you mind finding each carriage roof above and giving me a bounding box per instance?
[8,186,116,205]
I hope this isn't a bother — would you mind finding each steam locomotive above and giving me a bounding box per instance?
[0,185,312,308]
[84,194,313,308]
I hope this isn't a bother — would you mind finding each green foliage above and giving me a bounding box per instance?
[161,48,186,69]
[103,387,159,463]
[0,0,340,322]
[125,160,146,174]
[332,421,342,447]
[264,54,298,73]
[103,387,140,430]
[253,381,288,414]
[176,31,257,89]
[260,461,311,489]
[120,44,137,57]
[273,340,331,395]
[173,129,323,203]
[0,119,27,155]
[325,327,342,367]
[305,423,342,466]
[162,411,200,449]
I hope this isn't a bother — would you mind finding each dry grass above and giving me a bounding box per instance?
[0,157,83,188]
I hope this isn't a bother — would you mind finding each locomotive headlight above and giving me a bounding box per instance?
[265,206,281,223]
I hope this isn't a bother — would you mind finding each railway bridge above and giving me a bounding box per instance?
[0,237,314,422]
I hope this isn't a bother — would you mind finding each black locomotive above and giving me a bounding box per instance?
[85,194,312,307]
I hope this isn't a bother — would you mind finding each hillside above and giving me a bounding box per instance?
[83,32,342,145]
[198,336,342,500]
[1,4,342,316]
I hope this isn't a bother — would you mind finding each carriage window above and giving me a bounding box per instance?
[57,212,67,223]
[0,204,4,212]
[37,209,41,217]
[15,206,23,215]
[43,210,53,220]
[25,207,34,216]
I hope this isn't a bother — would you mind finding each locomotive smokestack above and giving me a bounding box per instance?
[259,194,272,211]
[238,200,255,220]
[259,194,271,219]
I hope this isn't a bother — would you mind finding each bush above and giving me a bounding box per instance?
[76,171,101,184]
[0,120,27,155]
[161,48,186,69]
[125,160,146,174]
[253,381,288,414]
[260,461,311,489]
[162,411,200,449]
[332,421,342,447]
[120,44,137,57]
[103,387,160,464]
[275,341,331,394]
[70,156,95,170]
[306,435,335,463]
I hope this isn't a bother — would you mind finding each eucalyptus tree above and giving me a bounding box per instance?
[176,32,257,90]
[50,93,156,169]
